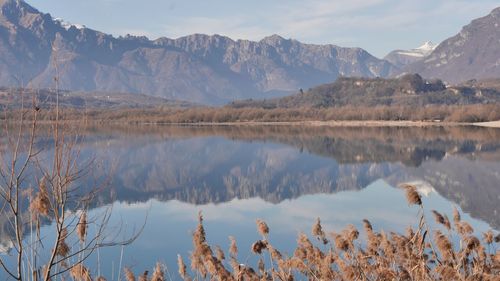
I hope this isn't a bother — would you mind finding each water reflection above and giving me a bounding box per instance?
[1,125,499,278]
[84,126,500,227]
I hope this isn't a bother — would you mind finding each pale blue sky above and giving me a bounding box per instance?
[29,0,499,58]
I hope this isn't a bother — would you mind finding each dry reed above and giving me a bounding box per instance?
[150,263,165,281]
[172,188,500,281]
[70,263,92,281]
[124,268,135,281]
[30,177,50,217]
[46,185,499,281]
[77,211,88,243]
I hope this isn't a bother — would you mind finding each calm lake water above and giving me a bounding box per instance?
[1,125,500,279]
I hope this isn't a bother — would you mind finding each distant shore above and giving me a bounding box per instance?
[2,104,500,126]
[7,119,500,128]
[132,119,500,128]
[149,120,465,127]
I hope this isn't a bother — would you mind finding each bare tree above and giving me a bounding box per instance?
[0,47,140,281]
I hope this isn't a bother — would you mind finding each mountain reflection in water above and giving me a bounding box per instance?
[0,125,499,277]
[79,125,500,228]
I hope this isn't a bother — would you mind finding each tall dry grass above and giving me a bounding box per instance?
[114,184,500,281]
[19,182,499,281]
[3,104,500,124]
[13,161,500,281]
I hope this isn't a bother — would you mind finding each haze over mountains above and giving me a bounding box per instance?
[0,0,499,104]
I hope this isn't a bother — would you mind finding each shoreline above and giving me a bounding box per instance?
[3,119,500,128]
[150,120,467,127]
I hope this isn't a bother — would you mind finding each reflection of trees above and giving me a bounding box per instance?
[74,125,500,228]
[81,125,500,165]
[1,125,500,249]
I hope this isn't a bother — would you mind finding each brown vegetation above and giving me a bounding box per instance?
[230,74,500,109]
[3,103,500,124]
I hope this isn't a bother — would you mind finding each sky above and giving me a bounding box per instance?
[29,0,499,58]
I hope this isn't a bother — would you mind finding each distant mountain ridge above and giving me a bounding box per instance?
[403,7,500,83]
[384,41,437,68]
[0,0,499,104]
[0,0,396,104]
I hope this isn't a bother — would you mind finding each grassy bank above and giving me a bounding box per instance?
[2,104,500,125]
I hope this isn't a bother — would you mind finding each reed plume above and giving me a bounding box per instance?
[431,210,451,230]
[251,240,267,254]
[151,263,164,281]
[70,263,92,281]
[434,230,453,260]
[402,184,422,206]
[312,217,328,244]
[77,211,88,243]
[229,236,238,258]
[483,230,494,244]
[56,228,70,257]
[173,190,500,281]
[30,177,51,217]
[138,270,148,281]
[124,268,135,281]
[256,219,269,237]
[215,246,225,261]
[177,254,188,280]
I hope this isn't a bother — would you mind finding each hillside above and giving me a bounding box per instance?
[404,7,500,83]
[230,74,500,108]
[0,88,193,109]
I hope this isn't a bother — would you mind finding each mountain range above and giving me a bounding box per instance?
[0,0,499,104]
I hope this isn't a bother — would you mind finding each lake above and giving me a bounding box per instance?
[1,125,500,279]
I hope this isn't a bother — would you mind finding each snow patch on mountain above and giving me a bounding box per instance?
[384,41,439,68]
[395,41,437,58]
[53,17,85,30]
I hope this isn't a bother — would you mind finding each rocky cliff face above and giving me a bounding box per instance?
[404,7,500,84]
[0,0,396,104]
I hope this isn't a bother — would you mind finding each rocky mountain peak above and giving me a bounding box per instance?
[404,6,500,84]
[0,0,55,35]
[0,0,21,7]
[416,41,436,53]
[260,34,294,47]
[0,0,39,18]
[489,6,500,16]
